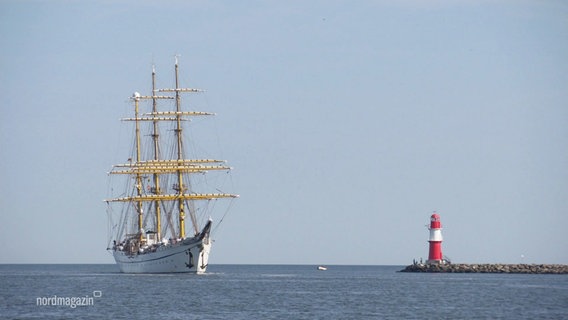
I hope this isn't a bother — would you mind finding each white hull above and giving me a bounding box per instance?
[113,238,211,274]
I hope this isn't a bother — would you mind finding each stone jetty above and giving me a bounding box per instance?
[400,263,568,274]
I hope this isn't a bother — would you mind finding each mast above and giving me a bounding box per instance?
[105,58,239,243]
[151,65,162,240]
[172,57,203,238]
[174,56,187,239]
[133,92,144,242]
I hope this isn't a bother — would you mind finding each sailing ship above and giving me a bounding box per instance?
[105,58,238,273]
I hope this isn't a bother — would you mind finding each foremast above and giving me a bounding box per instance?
[106,58,238,244]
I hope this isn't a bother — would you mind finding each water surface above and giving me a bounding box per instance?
[1,264,566,319]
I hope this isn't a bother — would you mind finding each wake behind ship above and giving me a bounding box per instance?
[104,58,238,273]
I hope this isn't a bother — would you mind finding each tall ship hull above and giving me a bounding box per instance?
[112,221,212,274]
[114,239,210,274]
[105,58,237,274]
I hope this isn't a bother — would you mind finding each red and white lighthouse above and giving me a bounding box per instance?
[427,212,444,264]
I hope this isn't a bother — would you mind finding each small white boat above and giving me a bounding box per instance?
[317,266,327,271]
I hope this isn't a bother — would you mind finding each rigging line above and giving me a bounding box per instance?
[109,100,130,174]
[195,201,208,230]
[194,198,216,233]
[159,200,172,239]
[162,200,177,239]
[116,200,132,241]
[142,201,152,231]
[184,198,199,236]
[106,203,116,249]
[211,198,236,236]
[206,97,225,162]
[107,103,132,199]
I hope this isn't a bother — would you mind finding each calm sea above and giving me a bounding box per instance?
[0,264,566,319]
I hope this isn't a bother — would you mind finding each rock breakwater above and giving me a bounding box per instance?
[400,263,568,274]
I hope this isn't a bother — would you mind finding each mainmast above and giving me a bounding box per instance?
[132,92,144,242]
[151,66,162,240]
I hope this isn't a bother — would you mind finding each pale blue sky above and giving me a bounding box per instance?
[1,0,567,265]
